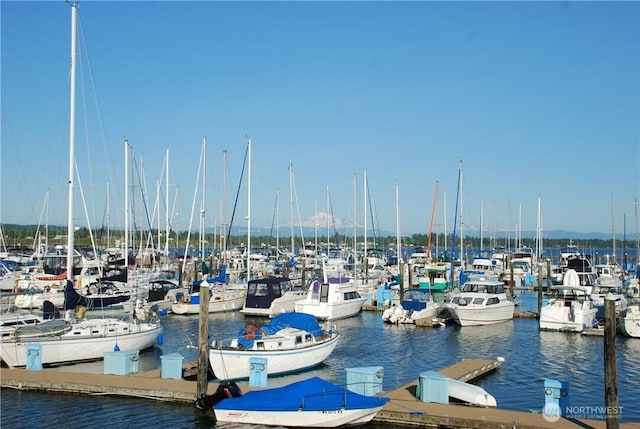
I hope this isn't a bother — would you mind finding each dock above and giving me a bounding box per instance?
[374,357,628,428]
[1,358,635,428]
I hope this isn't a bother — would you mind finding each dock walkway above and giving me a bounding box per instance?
[2,359,637,428]
[374,358,627,428]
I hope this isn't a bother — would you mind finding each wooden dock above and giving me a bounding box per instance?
[373,357,632,429]
[1,358,636,428]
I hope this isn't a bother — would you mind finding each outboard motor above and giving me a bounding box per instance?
[194,381,242,411]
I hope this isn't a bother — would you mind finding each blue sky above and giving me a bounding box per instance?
[1,1,639,240]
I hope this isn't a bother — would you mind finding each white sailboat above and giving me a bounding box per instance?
[0,4,161,368]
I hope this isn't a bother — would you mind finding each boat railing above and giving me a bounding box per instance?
[300,388,350,409]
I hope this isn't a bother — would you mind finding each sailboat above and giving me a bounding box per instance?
[0,4,162,368]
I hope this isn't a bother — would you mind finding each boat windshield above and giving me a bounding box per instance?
[461,282,504,294]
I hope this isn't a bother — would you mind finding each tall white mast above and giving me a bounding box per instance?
[124,140,129,273]
[246,137,252,281]
[326,185,330,255]
[165,149,169,257]
[222,149,228,264]
[200,136,207,259]
[396,184,401,265]
[363,169,368,275]
[289,162,294,257]
[66,3,78,281]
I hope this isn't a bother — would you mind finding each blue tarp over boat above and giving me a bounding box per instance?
[217,376,389,412]
[260,312,324,336]
[236,312,325,349]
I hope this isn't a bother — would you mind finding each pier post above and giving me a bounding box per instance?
[604,293,619,429]
[537,262,543,319]
[197,285,210,399]
[546,259,551,289]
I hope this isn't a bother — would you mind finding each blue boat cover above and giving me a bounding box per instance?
[237,312,325,348]
[63,280,130,310]
[261,312,323,336]
[217,376,389,411]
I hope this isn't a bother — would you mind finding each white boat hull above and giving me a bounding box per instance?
[447,377,497,407]
[449,302,514,326]
[14,292,65,309]
[295,297,366,321]
[171,293,244,315]
[539,299,597,333]
[214,406,384,427]
[209,334,340,380]
[620,305,640,338]
[0,319,161,368]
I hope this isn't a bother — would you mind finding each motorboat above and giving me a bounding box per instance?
[240,276,306,317]
[132,278,188,316]
[294,276,366,321]
[381,287,440,325]
[444,279,515,326]
[620,304,640,338]
[204,376,389,427]
[539,269,597,333]
[209,312,339,380]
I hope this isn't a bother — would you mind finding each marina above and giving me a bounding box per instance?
[2,2,638,427]
[2,291,639,427]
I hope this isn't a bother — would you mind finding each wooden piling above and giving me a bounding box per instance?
[604,293,619,429]
[197,285,209,399]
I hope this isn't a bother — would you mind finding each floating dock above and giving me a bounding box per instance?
[373,357,622,428]
[0,358,634,428]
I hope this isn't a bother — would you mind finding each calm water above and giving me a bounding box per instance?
[2,291,639,428]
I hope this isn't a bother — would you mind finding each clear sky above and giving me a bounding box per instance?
[1,1,639,240]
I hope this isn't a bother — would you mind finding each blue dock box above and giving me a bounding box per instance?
[160,352,184,380]
[417,370,449,404]
[249,357,267,387]
[345,366,384,396]
[26,344,43,371]
[544,379,570,418]
[376,285,393,309]
[104,350,139,375]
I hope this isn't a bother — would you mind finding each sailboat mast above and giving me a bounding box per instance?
[200,137,206,259]
[426,181,439,262]
[125,140,130,273]
[289,162,294,260]
[395,184,401,266]
[222,149,228,265]
[246,137,252,281]
[165,149,170,257]
[66,3,78,281]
